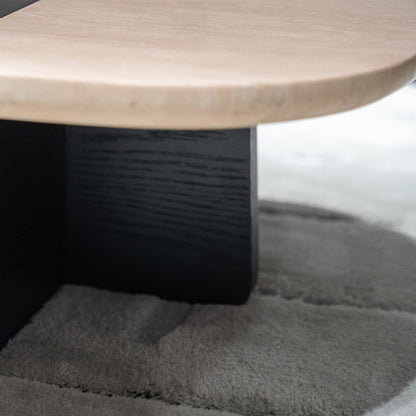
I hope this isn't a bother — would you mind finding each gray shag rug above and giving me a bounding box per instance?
[1,201,416,416]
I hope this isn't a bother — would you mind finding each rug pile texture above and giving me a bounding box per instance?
[1,201,415,416]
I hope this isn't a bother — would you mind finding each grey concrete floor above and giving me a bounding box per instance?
[258,83,416,239]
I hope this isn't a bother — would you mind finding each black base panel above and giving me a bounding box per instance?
[64,127,258,304]
[0,121,64,349]
[0,0,39,18]
[0,122,258,347]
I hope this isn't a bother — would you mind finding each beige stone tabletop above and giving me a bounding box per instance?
[0,0,415,129]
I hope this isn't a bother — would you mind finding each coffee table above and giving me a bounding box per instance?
[1,0,415,345]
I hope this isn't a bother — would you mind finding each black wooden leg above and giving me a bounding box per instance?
[0,0,40,18]
[63,127,258,304]
[0,121,258,347]
[0,121,64,348]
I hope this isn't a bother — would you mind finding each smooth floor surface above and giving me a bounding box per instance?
[259,83,416,238]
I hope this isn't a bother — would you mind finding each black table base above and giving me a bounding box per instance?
[0,120,258,348]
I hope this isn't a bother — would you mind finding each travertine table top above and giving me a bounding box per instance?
[0,0,415,129]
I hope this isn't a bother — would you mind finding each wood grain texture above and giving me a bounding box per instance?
[63,127,257,304]
[0,121,64,348]
[0,0,415,129]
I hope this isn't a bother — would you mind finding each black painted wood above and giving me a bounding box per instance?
[0,122,257,347]
[64,127,258,304]
[0,0,39,18]
[0,120,64,349]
